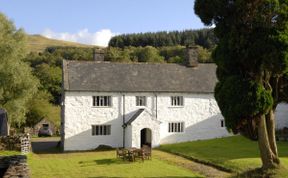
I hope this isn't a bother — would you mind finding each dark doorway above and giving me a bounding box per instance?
[140,128,151,147]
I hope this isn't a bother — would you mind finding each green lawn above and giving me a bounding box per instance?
[27,151,202,178]
[158,136,288,173]
[0,151,21,156]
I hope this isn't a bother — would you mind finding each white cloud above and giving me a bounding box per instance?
[41,28,118,47]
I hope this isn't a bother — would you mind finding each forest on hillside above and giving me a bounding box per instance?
[109,29,217,49]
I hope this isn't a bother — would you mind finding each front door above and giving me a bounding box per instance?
[140,128,151,147]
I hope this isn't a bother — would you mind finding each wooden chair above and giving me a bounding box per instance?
[116,148,126,160]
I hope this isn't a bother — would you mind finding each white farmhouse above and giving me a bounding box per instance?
[61,48,288,151]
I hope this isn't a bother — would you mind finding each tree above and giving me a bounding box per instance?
[195,0,288,170]
[0,13,39,127]
[26,91,60,129]
[135,46,165,63]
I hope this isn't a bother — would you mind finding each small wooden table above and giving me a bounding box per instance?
[125,148,143,162]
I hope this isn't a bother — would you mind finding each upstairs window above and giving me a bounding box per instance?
[168,122,184,133]
[136,96,146,106]
[171,96,184,106]
[93,96,111,107]
[221,119,225,127]
[92,125,111,136]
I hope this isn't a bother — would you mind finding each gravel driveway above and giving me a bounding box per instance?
[31,137,61,153]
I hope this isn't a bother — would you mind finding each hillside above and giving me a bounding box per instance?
[27,35,98,52]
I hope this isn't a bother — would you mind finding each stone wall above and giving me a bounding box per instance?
[0,155,29,178]
[0,134,31,154]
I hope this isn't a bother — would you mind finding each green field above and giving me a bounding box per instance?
[27,151,201,178]
[159,136,288,177]
[27,35,98,52]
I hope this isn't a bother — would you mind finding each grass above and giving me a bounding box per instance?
[27,35,98,52]
[158,136,288,177]
[27,150,202,178]
[0,150,21,156]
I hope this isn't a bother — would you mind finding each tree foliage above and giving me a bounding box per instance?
[0,13,39,127]
[109,29,217,49]
[26,91,60,128]
[105,46,212,64]
[195,0,288,170]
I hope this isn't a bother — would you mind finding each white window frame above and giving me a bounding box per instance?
[92,96,112,107]
[168,122,185,133]
[171,96,184,106]
[136,96,146,106]
[92,125,111,136]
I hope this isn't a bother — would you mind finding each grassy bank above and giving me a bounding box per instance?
[159,136,288,177]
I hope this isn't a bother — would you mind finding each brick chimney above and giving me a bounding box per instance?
[185,45,198,67]
[93,48,104,61]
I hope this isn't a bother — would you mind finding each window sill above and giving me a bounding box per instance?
[168,132,185,134]
[92,106,112,108]
[168,106,184,108]
[135,105,147,108]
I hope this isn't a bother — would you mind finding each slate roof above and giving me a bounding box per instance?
[125,109,145,125]
[63,60,217,93]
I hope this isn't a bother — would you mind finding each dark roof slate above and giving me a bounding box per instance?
[125,109,145,125]
[63,60,217,93]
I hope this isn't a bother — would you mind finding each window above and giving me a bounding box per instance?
[171,96,184,106]
[168,122,184,133]
[92,125,111,136]
[136,96,146,106]
[93,96,111,107]
[221,120,225,127]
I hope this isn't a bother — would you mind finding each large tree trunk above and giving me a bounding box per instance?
[266,110,280,164]
[257,113,280,170]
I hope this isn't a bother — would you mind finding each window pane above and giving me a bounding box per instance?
[96,126,99,135]
[107,125,111,135]
[108,97,111,106]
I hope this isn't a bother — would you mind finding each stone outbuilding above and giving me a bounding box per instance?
[33,118,56,136]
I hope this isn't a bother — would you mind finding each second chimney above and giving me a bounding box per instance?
[93,48,105,62]
[185,45,198,67]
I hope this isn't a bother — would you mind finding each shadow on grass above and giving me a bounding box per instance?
[31,138,115,155]
[79,158,147,167]
[89,176,199,178]
[31,138,62,154]
[232,167,288,178]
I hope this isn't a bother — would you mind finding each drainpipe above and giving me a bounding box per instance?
[155,93,158,119]
[122,94,126,148]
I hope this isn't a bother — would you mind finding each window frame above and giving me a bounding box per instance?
[136,96,147,107]
[92,125,111,136]
[92,96,112,107]
[168,122,185,133]
[170,96,184,107]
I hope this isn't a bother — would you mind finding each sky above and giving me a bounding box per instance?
[0,0,207,47]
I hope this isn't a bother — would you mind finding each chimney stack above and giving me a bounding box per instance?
[93,48,104,62]
[185,45,198,67]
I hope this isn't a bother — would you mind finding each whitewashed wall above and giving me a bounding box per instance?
[157,94,230,144]
[275,103,288,130]
[63,92,123,151]
[63,91,288,151]
[63,91,233,151]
